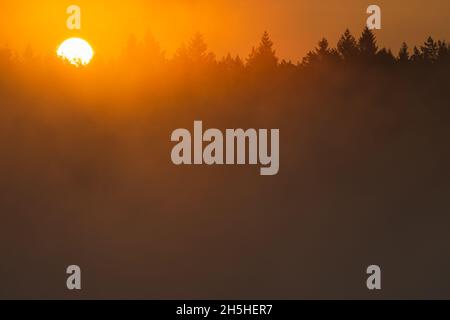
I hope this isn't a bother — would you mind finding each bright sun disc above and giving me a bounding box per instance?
[57,38,94,67]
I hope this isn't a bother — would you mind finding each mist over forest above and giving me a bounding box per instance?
[1,28,449,299]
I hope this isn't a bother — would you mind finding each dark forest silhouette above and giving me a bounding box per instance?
[1,28,450,299]
[1,28,450,74]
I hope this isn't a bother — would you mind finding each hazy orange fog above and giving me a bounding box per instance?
[1,0,450,61]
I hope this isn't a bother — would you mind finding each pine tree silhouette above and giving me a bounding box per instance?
[187,33,215,64]
[172,33,215,72]
[376,48,395,65]
[220,53,234,68]
[337,29,358,61]
[302,38,340,66]
[421,37,438,63]
[219,53,244,71]
[437,40,450,63]
[411,46,423,64]
[247,31,278,71]
[398,42,410,64]
[358,27,378,61]
[142,32,165,64]
[173,43,189,64]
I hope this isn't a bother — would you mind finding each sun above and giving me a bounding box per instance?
[57,38,94,67]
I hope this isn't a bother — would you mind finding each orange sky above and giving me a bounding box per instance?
[1,0,450,61]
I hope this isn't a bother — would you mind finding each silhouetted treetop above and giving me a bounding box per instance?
[302,38,340,67]
[411,46,422,64]
[358,27,378,59]
[247,31,278,71]
[172,32,215,68]
[376,48,395,65]
[122,32,165,67]
[337,29,358,61]
[188,33,212,62]
[437,40,450,63]
[421,37,439,63]
[219,53,244,70]
[398,42,410,64]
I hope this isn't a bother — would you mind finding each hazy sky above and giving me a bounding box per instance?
[1,0,450,61]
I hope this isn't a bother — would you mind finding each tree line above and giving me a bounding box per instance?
[124,28,450,71]
[1,27,450,73]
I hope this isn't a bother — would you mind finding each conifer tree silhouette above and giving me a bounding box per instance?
[398,42,410,64]
[121,33,165,70]
[220,53,244,70]
[376,48,395,65]
[142,32,165,64]
[421,37,438,63]
[279,59,296,68]
[302,38,340,66]
[337,29,358,61]
[172,33,215,72]
[218,54,244,78]
[411,46,423,64]
[187,33,215,64]
[247,31,278,71]
[437,40,450,63]
[234,55,244,69]
[358,27,378,61]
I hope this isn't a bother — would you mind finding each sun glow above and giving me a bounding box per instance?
[57,38,94,67]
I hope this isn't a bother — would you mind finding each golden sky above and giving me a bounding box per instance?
[1,0,450,61]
